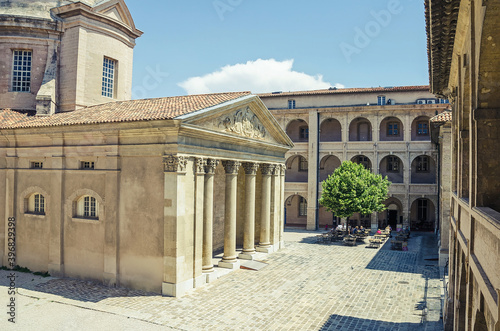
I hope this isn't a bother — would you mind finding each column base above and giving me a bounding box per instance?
[218,260,240,269]
[162,278,193,297]
[204,271,218,283]
[238,251,256,260]
[371,224,379,233]
[256,245,274,254]
[193,275,206,288]
[48,263,64,277]
[279,241,285,250]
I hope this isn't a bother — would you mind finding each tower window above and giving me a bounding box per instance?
[102,57,116,98]
[12,50,32,92]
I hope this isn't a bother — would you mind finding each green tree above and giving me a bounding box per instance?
[319,161,391,219]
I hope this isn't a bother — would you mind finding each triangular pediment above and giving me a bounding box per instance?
[94,0,135,29]
[178,95,294,148]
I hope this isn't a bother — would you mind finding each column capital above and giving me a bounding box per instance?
[222,160,241,174]
[195,157,206,175]
[163,154,188,173]
[260,163,276,176]
[280,164,286,176]
[204,159,219,174]
[242,162,259,175]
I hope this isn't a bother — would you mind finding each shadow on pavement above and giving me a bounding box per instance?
[319,314,443,331]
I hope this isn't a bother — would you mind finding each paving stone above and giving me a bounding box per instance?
[0,230,443,330]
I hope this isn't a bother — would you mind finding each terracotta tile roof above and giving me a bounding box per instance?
[0,92,251,129]
[430,109,452,122]
[258,85,430,98]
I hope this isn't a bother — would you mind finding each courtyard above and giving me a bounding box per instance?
[0,230,443,331]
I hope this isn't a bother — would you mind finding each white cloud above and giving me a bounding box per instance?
[178,59,344,94]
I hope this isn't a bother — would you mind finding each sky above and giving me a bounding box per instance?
[126,0,430,99]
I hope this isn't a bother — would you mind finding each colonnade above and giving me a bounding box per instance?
[205,160,286,271]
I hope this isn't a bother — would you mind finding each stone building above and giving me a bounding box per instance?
[260,86,450,232]
[426,0,500,330]
[430,110,453,269]
[0,1,293,297]
[0,0,142,114]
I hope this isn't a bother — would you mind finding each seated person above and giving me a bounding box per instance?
[376,229,382,235]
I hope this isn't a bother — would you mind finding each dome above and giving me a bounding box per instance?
[0,0,111,20]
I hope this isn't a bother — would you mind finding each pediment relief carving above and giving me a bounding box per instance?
[213,107,268,140]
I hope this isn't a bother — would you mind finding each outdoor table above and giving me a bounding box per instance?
[343,236,356,246]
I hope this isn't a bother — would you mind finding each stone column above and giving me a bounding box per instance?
[193,157,205,288]
[270,165,281,250]
[202,159,218,281]
[257,164,274,253]
[219,160,241,269]
[371,212,378,233]
[239,162,258,260]
[279,164,286,249]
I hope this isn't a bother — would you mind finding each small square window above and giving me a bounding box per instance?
[416,156,429,172]
[288,99,296,109]
[81,161,95,170]
[378,96,386,106]
[31,162,43,169]
[387,122,399,136]
[417,121,429,136]
[387,156,399,172]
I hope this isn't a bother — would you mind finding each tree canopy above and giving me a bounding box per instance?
[319,161,391,219]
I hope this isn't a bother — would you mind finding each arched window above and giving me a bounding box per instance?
[28,193,45,215]
[77,196,99,219]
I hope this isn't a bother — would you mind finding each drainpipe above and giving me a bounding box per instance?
[315,111,320,231]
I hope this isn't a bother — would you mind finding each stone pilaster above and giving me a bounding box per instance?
[307,110,319,230]
[219,160,241,269]
[162,154,193,297]
[257,163,274,253]
[202,159,218,282]
[270,164,281,251]
[239,162,258,260]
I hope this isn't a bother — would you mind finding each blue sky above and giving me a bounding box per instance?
[126,0,429,98]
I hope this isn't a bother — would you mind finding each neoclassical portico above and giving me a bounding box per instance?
[162,155,287,296]
[0,92,293,298]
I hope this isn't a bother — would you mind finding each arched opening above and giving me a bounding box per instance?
[319,155,341,182]
[411,155,437,184]
[349,117,372,141]
[410,198,435,231]
[411,116,431,141]
[380,116,404,141]
[351,155,372,171]
[285,195,307,227]
[320,118,342,142]
[378,197,403,229]
[286,119,309,142]
[380,155,404,183]
[285,155,308,182]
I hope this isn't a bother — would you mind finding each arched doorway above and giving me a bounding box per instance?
[286,119,309,142]
[410,198,436,231]
[284,195,307,227]
[285,155,308,182]
[378,197,403,229]
[380,155,404,183]
[349,117,372,141]
[320,118,342,142]
[351,155,372,171]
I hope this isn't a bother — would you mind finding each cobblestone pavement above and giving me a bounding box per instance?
[0,230,443,331]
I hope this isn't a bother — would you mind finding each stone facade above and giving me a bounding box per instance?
[260,87,450,232]
[426,1,500,330]
[0,93,293,297]
[0,0,142,114]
